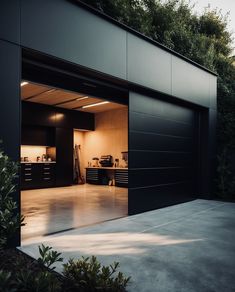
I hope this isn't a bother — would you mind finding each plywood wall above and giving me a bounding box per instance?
[74,107,128,178]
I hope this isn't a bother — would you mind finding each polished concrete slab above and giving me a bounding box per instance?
[21,184,128,240]
[20,199,235,292]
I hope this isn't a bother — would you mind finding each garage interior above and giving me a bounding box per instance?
[20,80,128,241]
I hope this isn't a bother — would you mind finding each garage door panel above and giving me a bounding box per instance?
[129,131,193,152]
[129,91,198,214]
[129,168,193,188]
[129,150,193,168]
[129,112,193,137]
[128,182,194,215]
[130,93,194,124]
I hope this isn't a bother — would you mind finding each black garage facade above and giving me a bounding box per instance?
[0,0,216,245]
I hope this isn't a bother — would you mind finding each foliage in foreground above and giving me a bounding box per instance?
[62,256,131,292]
[0,145,25,249]
[82,0,235,198]
[0,244,131,292]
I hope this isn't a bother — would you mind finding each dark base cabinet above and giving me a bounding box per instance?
[86,168,101,184]
[21,163,56,190]
[115,169,128,187]
[86,168,128,188]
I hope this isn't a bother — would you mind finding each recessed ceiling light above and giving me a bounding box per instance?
[82,101,109,109]
[21,81,29,87]
[76,96,89,101]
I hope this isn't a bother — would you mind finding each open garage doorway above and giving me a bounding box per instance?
[20,79,128,243]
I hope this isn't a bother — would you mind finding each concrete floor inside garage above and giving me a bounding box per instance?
[21,184,128,241]
[20,199,235,292]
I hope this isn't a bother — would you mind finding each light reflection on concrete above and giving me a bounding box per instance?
[21,184,128,240]
[51,233,204,255]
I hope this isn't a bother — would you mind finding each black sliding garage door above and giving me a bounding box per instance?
[128,92,199,215]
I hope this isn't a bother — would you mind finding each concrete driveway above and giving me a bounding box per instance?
[19,199,235,292]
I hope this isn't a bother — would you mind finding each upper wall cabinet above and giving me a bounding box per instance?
[127,33,172,95]
[21,101,94,130]
[21,125,55,146]
[20,0,127,79]
[22,102,56,127]
[0,0,20,43]
[171,56,211,107]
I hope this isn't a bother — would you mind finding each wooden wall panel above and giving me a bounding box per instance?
[61,97,101,109]
[21,83,50,99]
[21,82,125,113]
[74,107,128,180]
[84,108,128,166]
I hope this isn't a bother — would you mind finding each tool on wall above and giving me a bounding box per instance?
[74,144,85,184]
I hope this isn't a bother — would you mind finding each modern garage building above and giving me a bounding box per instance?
[0,0,216,246]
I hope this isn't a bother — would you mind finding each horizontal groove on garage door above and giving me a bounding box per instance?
[128,181,194,214]
[129,93,194,123]
[129,150,193,168]
[130,110,194,125]
[130,129,192,139]
[129,111,193,136]
[129,131,193,151]
[128,167,193,188]
[129,180,193,190]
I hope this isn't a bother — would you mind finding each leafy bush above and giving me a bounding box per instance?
[62,256,131,292]
[0,270,15,292]
[0,145,25,249]
[14,268,61,292]
[38,244,63,270]
[0,244,131,292]
[216,148,235,199]
[15,244,63,292]
[13,244,63,292]
[0,244,63,292]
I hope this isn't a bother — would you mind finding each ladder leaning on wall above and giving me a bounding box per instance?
[74,144,85,184]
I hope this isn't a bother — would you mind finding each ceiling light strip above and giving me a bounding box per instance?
[82,101,109,109]
[21,81,29,87]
